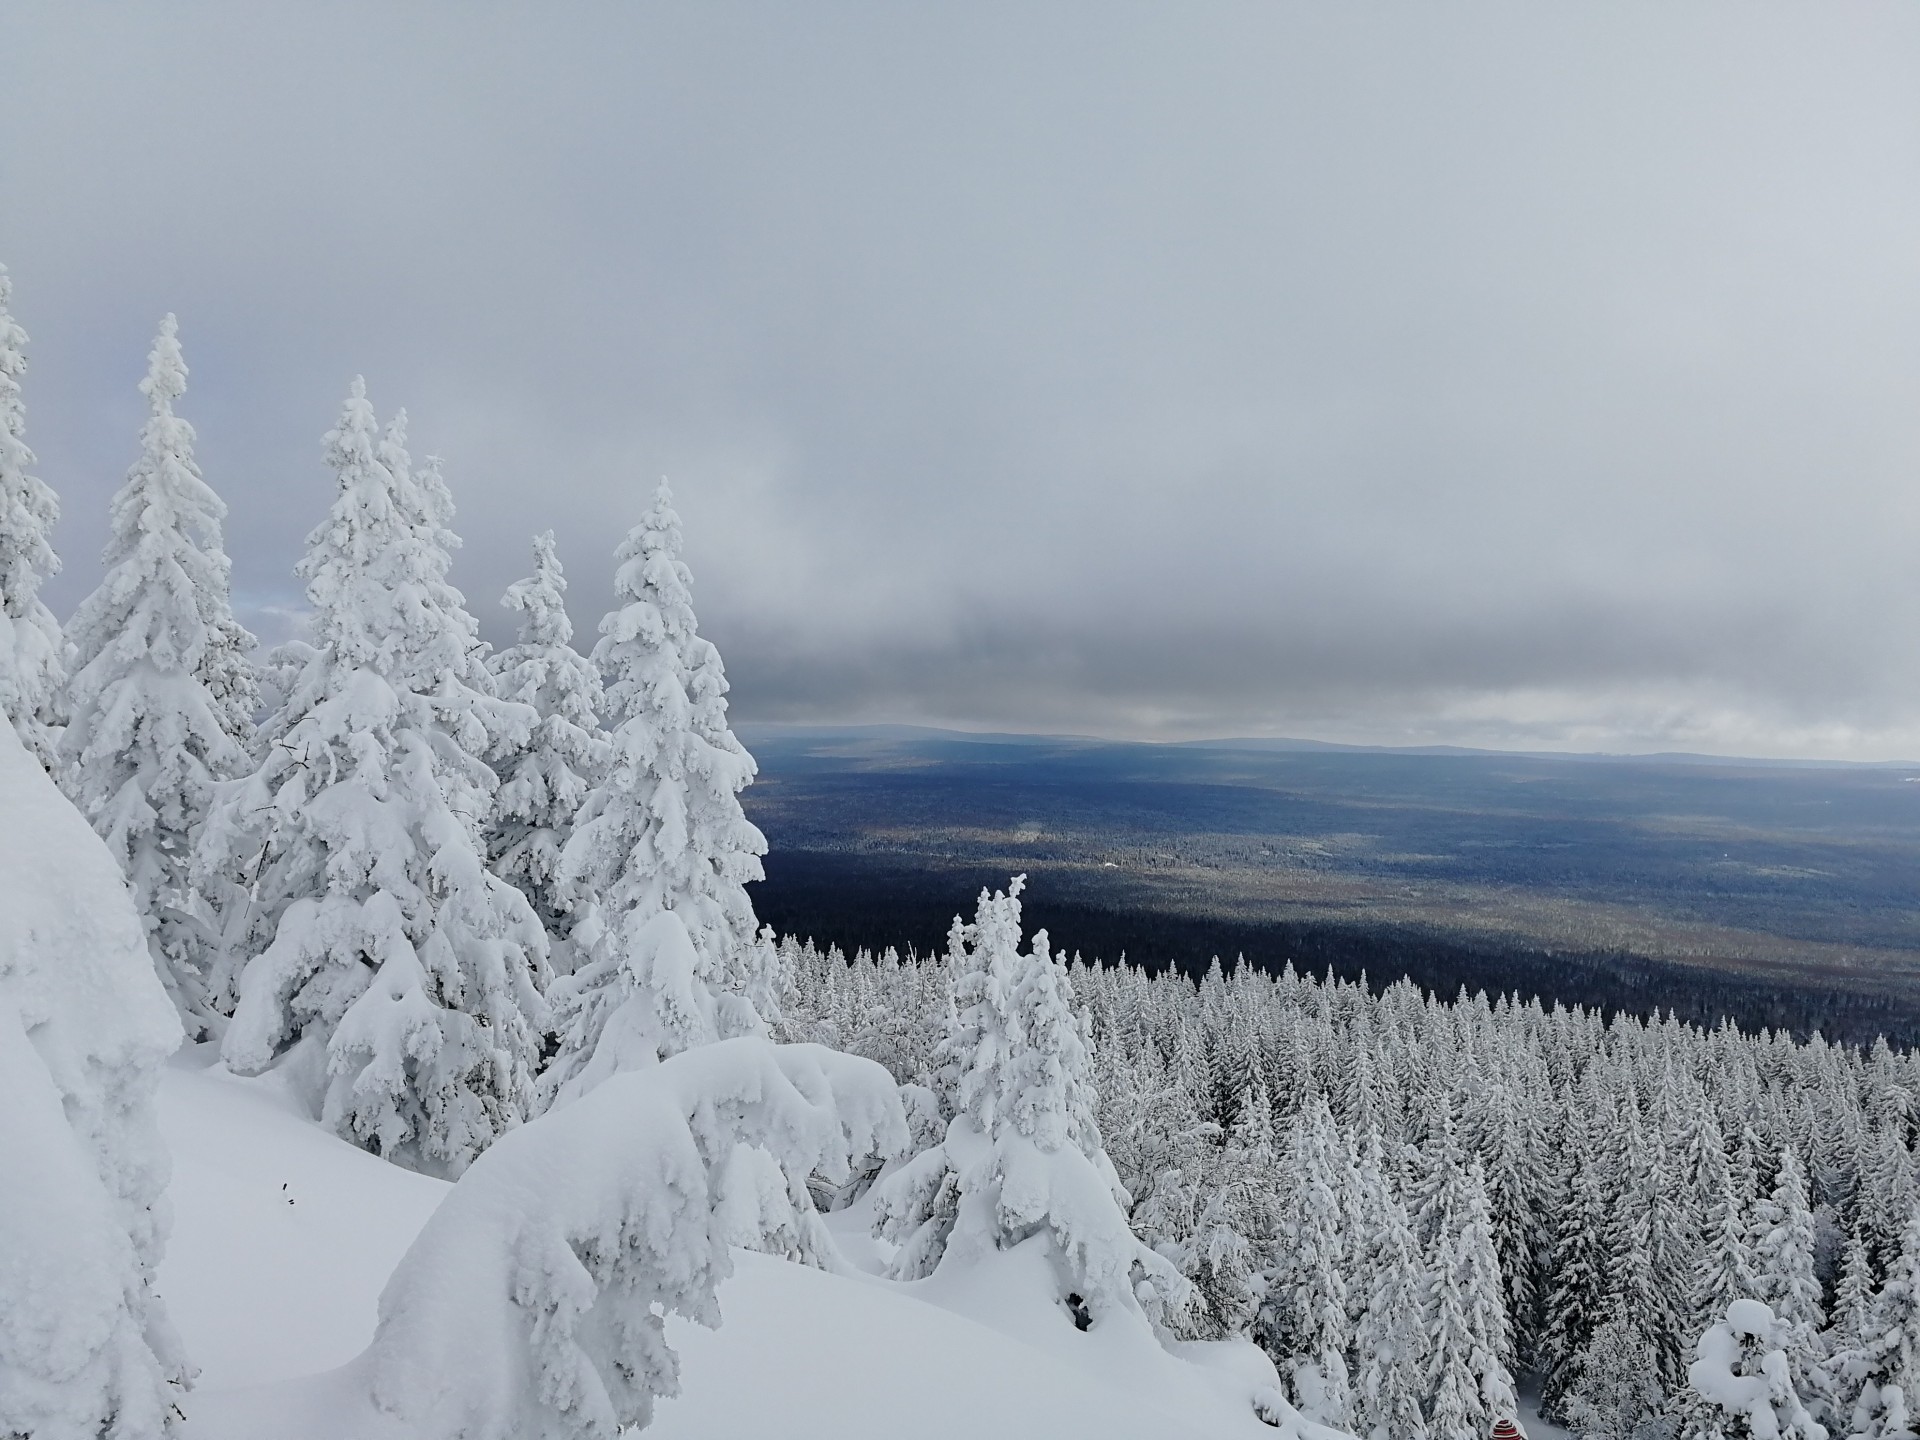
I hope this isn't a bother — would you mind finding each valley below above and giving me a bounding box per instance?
[741,726,1920,1045]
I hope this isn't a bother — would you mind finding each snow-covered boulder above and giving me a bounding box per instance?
[0,720,190,1437]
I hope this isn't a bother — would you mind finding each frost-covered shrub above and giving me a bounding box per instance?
[361,1037,907,1440]
[0,722,191,1439]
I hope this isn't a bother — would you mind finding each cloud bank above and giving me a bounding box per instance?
[4,2,1919,757]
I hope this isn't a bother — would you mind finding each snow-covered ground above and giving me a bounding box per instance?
[1518,1380,1574,1440]
[158,1049,445,1390]
[158,1050,1283,1439]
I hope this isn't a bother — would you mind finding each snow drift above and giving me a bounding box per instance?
[0,721,189,1438]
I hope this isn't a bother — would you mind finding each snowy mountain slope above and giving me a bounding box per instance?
[158,1048,1282,1439]
[157,1051,446,1390]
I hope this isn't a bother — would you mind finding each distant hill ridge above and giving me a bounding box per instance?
[737,721,1920,770]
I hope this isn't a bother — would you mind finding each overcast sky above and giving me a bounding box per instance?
[5,3,1919,757]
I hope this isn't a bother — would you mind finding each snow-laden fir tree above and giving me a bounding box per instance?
[60,316,259,1038]
[1543,1076,1617,1417]
[1265,1092,1355,1426]
[0,263,64,770]
[1689,1299,1829,1440]
[485,530,607,957]
[1564,1317,1672,1440]
[1475,1078,1547,1363]
[1416,1152,1518,1438]
[1826,1205,1920,1440]
[875,877,1190,1331]
[1427,1226,1486,1440]
[201,381,550,1176]
[1858,1126,1916,1279]
[1454,1157,1518,1416]
[1191,1181,1266,1340]
[1752,1146,1829,1410]
[1190,1075,1275,1339]
[1598,1096,1687,1398]
[1830,1228,1880,1360]
[545,480,777,1104]
[1352,1130,1432,1440]
[1685,1103,1760,1345]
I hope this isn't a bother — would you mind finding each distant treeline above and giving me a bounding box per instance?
[754,850,1920,1049]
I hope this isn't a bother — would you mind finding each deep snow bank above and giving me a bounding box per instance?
[0,722,186,1438]
[160,1037,1287,1438]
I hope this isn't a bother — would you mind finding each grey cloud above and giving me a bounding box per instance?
[4,2,1919,758]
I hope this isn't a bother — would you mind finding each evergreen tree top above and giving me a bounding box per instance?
[0,263,57,610]
[142,311,186,406]
[503,530,574,650]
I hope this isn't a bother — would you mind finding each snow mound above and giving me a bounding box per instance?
[0,721,187,1438]
[161,1023,1287,1438]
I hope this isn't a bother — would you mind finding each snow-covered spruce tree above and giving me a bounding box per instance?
[1426,1226,1487,1440]
[1543,1078,1618,1417]
[1752,1145,1829,1411]
[1599,1094,1690,1398]
[0,262,64,770]
[1190,1075,1275,1340]
[1454,1157,1518,1416]
[1353,1131,1432,1440]
[1476,1078,1548,1364]
[1687,1104,1761,1347]
[1828,1228,1879,1361]
[361,1038,908,1440]
[1564,1316,1673,1440]
[545,480,776,1104]
[485,530,608,956]
[1825,1206,1920,1440]
[201,381,550,1176]
[1689,1299,1829,1440]
[60,316,258,1038]
[0,721,192,1438]
[875,877,1190,1332]
[1264,1092,1356,1426]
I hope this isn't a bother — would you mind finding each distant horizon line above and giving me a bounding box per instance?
[732,719,1920,771]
